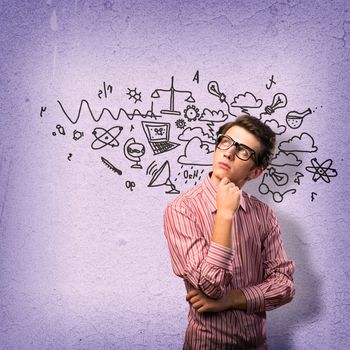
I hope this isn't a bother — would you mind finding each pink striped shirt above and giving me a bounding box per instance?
[164,174,295,349]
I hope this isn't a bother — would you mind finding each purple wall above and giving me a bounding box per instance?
[1,1,349,349]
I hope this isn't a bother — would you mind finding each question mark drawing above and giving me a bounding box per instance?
[67,153,72,161]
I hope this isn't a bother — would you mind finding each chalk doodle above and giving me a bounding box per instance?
[294,172,304,185]
[126,88,142,103]
[193,70,199,84]
[264,119,286,135]
[119,102,162,120]
[178,127,216,144]
[147,160,179,194]
[126,180,136,191]
[101,157,122,175]
[305,158,338,183]
[208,81,227,103]
[207,81,237,117]
[174,165,205,186]
[98,82,113,99]
[151,76,195,115]
[58,100,160,124]
[124,138,145,169]
[266,75,276,90]
[73,130,84,141]
[40,106,47,117]
[58,99,118,124]
[259,172,297,203]
[278,133,318,153]
[178,137,214,166]
[52,124,65,136]
[142,121,179,155]
[175,119,186,129]
[268,167,289,187]
[184,105,200,122]
[271,151,302,167]
[230,92,263,114]
[91,126,123,150]
[286,108,312,129]
[260,92,287,118]
[43,73,339,203]
[199,108,228,123]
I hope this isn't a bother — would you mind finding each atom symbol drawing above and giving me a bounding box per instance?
[91,126,123,150]
[184,105,200,121]
[305,158,338,183]
[126,88,142,103]
[175,118,186,129]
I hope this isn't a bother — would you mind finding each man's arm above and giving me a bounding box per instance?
[186,288,247,314]
[240,207,295,313]
[187,207,295,313]
[164,177,241,299]
[211,177,241,249]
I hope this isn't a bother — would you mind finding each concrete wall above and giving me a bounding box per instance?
[1,1,349,349]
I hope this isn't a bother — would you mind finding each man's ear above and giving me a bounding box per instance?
[247,167,264,180]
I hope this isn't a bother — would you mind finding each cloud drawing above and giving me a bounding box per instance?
[199,108,228,122]
[278,133,318,153]
[271,151,302,167]
[177,137,214,166]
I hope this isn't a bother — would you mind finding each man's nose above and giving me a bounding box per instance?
[223,146,236,160]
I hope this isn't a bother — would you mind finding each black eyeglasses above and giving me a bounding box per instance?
[216,134,256,161]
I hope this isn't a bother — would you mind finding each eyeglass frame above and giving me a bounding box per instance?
[216,133,257,162]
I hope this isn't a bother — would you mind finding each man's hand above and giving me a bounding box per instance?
[186,289,232,314]
[186,289,247,313]
[216,177,241,216]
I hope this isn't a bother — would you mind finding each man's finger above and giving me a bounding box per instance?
[192,301,203,309]
[188,295,201,305]
[186,289,199,301]
[220,177,231,186]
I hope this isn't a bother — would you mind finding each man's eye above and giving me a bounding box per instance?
[222,139,230,145]
[238,147,249,157]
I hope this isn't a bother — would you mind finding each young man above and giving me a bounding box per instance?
[164,115,295,349]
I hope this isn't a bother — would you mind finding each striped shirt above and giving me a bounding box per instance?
[164,174,295,349]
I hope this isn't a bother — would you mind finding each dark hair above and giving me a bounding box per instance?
[216,115,276,169]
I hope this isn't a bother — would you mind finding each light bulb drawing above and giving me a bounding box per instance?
[151,76,195,116]
[208,81,227,103]
[263,93,288,115]
[207,81,238,117]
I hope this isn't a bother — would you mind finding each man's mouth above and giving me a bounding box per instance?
[218,162,230,170]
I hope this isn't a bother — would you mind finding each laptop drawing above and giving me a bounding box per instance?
[142,121,180,155]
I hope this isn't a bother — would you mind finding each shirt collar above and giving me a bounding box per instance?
[202,173,247,213]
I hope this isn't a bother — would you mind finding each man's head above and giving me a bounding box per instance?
[211,115,276,188]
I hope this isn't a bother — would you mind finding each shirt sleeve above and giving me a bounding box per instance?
[240,207,296,314]
[164,203,234,299]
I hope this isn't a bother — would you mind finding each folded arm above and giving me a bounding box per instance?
[164,204,235,299]
[187,208,295,313]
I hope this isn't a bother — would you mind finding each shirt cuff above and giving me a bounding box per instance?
[241,285,265,314]
[206,242,234,271]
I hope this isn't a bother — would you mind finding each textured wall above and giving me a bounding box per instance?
[1,0,349,349]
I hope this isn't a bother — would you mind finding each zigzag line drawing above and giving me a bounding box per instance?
[57,99,160,124]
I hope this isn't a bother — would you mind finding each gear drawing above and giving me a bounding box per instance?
[184,105,200,122]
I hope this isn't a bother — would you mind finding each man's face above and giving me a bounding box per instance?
[211,125,263,188]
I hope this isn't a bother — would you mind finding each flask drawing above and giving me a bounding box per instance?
[286,108,312,129]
